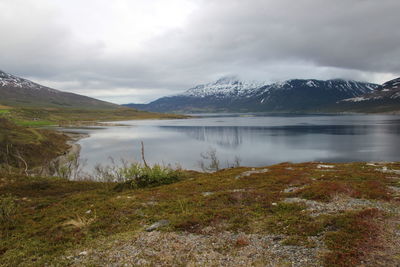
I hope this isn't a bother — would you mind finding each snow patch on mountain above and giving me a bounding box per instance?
[0,70,58,93]
[183,76,269,98]
[342,97,368,102]
[382,77,400,90]
[306,80,317,87]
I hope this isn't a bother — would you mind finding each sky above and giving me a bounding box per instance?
[1,0,399,104]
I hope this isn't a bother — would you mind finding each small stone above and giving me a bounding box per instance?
[79,251,88,256]
[145,220,169,232]
[272,202,277,206]
[231,189,245,192]
[85,210,92,214]
[141,201,157,206]
[202,192,214,196]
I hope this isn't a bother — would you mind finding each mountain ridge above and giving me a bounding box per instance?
[125,77,379,113]
[0,70,119,109]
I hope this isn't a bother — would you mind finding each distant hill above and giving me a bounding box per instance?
[335,77,400,113]
[124,77,379,113]
[0,70,118,109]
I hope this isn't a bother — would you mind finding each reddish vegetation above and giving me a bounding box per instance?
[235,235,250,247]
[324,208,384,266]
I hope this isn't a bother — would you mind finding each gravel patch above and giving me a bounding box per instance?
[67,231,324,267]
[283,196,400,217]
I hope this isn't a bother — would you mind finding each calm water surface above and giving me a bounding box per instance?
[68,114,400,171]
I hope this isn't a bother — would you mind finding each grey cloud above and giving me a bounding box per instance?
[0,0,399,103]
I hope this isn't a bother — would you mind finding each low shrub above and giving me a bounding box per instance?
[123,163,182,188]
[93,161,183,190]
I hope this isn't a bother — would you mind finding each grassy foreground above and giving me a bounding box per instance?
[1,162,400,266]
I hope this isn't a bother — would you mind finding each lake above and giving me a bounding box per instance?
[67,114,400,171]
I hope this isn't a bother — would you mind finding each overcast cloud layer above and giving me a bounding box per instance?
[1,0,399,103]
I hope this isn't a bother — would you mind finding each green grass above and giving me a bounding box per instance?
[0,109,10,115]
[5,107,187,126]
[14,120,54,127]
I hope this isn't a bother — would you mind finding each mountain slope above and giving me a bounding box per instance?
[125,77,378,113]
[0,70,118,109]
[334,77,400,113]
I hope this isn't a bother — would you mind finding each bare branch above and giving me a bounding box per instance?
[141,141,149,168]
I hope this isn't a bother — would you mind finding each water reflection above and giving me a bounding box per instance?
[160,124,391,148]
[75,114,400,171]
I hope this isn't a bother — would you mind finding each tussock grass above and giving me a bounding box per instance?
[63,214,97,230]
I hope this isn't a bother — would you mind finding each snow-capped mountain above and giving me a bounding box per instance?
[336,77,400,113]
[0,70,117,109]
[0,70,56,92]
[182,76,269,98]
[382,77,400,91]
[124,77,379,113]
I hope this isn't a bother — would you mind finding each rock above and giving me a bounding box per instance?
[377,167,400,175]
[317,164,334,169]
[230,189,246,193]
[141,201,158,207]
[202,192,214,196]
[235,168,269,179]
[283,185,305,193]
[145,220,169,232]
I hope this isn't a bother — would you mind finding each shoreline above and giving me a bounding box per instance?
[49,131,89,173]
